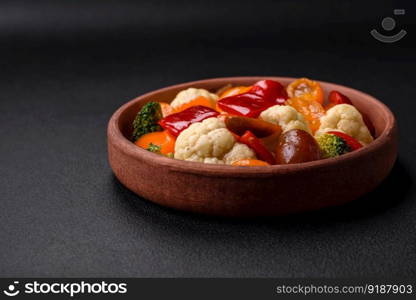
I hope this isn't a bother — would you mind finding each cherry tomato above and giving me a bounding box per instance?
[286,97,325,133]
[287,78,324,104]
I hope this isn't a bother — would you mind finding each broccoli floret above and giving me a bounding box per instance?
[132,102,163,141]
[146,143,161,154]
[316,133,351,158]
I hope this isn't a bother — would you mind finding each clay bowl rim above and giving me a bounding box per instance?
[108,76,396,177]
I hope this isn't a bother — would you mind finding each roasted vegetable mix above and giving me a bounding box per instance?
[130,78,374,166]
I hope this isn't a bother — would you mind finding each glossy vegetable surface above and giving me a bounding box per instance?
[329,90,353,105]
[286,97,325,133]
[217,92,274,118]
[275,129,321,164]
[219,86,251,98]
[249,80,288,104]
[130,77,376,167]
[135,130,176,155]
[287,78,324,104]
[224,115,281,138]
[159,105,219,136]
[328,131,363,150]
[239,130,276,165]
[217,79,287,117]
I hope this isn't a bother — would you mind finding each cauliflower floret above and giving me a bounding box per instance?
[174,117,256,164]
[170,88,218,110]
[174,117,235,164]
[223,143,256,165]
[316,104,373,145]
[259,105,311,133]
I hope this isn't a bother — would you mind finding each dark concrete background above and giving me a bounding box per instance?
[0,0,415,277]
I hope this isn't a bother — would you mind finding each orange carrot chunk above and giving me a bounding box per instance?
[135,130,175,155]
[232,159,270,166]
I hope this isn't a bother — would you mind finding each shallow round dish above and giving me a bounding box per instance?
[107,77,397,217]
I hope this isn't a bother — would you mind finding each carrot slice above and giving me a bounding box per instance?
[232,159,270,166]
[135,130,175,155]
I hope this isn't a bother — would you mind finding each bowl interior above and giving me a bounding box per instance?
[117,77,390,146]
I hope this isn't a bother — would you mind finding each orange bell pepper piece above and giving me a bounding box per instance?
[173,96,216,113]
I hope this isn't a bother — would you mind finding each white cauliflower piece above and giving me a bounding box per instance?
[223,143,256,165]
[316,104,373,145]
[174,117,235,164]
[170,88,218,110]
[259,105,311,134]
[174,117,256,164]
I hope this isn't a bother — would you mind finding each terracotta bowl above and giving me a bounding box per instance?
[107,77,397,217]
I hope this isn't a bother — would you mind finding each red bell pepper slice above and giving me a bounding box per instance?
[328,91,353,105]
[362,115,375,137]
[250,79,288,104]
[217,93,274,118]
[159,105,219,136]
[217,79,287,117]
[239,130,276,165]
[328,131,363,150]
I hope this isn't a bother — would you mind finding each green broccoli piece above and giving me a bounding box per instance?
[132,102,163,141]
[316,133,351,158]
[146,143,161,154]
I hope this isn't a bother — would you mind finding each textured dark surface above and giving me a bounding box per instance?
[0,0,415,277]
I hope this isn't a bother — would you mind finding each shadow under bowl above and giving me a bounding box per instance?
[107,77,398,217]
